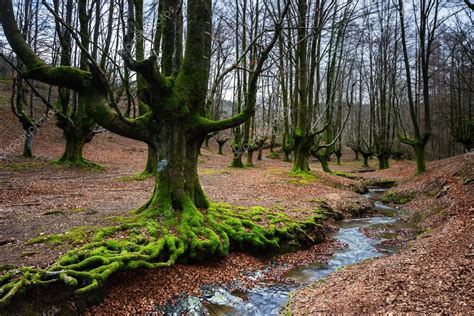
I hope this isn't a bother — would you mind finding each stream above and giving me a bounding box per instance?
[159,188,410,316]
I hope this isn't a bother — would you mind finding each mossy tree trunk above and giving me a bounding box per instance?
[376,153,390,170]
[314,148,332,173]
[352,147,360,160]
[23,133,33,158]
[11,77,36,158]
[216,138,228,155]
[282,131,293,162]
[292,134,312,173]
[230,138,245,167]
[291,0,311,174]
[335,148,342,165]
[361,152,371,168]
[397,0,437,175]
[246,146,255,167]
[52,0,97,168]
[58,131,85,164]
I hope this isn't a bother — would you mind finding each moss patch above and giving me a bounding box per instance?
[52,158,104,171]
[0,203,326,309]
[19,251,38,258]
[363,178,397,188]
[381,191,415,205]
[26,226,93,246]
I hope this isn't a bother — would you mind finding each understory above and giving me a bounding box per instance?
[0,203,325,308]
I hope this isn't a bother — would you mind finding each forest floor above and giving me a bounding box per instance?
[0,80,472,313]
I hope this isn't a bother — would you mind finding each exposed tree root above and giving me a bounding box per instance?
[0,203,325,308]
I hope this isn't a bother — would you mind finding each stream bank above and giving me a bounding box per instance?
[155,187,413,315]
[288,155,473,314]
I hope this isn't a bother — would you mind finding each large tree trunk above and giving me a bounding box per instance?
[361,152,371,168]
[230,141,245,168]
[352,148,360,161]
[57,131,86,165]
[414,142,427,175]
[292,136,310,173]
[376,153,390,170]
[139,125,208,215]
[314,149,332,173]
[246,145,255,167]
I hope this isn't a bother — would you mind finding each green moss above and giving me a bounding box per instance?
[290,171,316,180]
[1,202,326,308]
[52,158,104,171]
[331,171,361,180]
[267,151,280,160]
[0,265,16,272]
[19,251,38,258]
[381,191,415,205]
[26,226,93,246]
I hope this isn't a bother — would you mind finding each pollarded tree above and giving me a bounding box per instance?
[52,0,98,167]
[396,0,445,174]
[0,0,325,305]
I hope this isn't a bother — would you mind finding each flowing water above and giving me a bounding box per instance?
[161,188,409,316]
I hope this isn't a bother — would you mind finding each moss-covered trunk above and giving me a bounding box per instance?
[230,142,245,168]
[139,124,208,215]
[362,153,371,168]
[57,132,86,165]
[316,151,332,173]
[414,142,427,175]
[292,136,310,173]
[23,132,33,158]
[139,145,157,178]
[377,154,390,170]
[335,151,342,165]
[283,149,291,162]
[352,148,359,161]
[246,147,255,167]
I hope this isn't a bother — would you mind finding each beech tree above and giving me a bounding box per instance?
[0,0,326,303]
[396,0,443,174]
